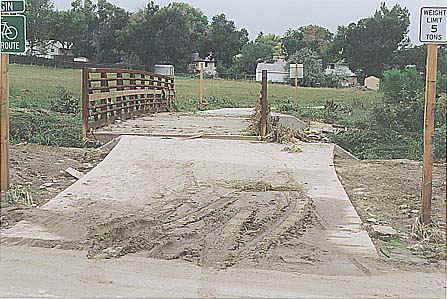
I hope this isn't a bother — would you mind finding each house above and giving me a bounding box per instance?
[189,52,217,76]
[34,41,73,60]
[365,76,380,91]
[256,60,288,83]
[325,62,358,87]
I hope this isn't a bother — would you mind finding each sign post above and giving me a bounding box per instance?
[0,53,9,194]
[419,7,446,225]
[0,0,26,195]
[199,62,203,105]
[289,64,303,109]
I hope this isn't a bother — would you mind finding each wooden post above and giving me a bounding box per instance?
[294,64,299,109]
[260,70,268,138]
[421,44,438,225]
[199,62,204,106]
[0,54,9,193]
[81,67,89,141]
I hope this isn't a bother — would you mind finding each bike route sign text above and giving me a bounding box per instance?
[1,0,25,13]
[1,15,26,54]
[420,7,447,43]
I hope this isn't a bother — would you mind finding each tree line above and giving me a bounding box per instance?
[26,0,445,82]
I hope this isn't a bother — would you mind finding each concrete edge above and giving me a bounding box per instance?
[270,112,308,132]
[96,136,122,153]
[324,145,377,257]
[334,145,359,160]
[90,132,261,144]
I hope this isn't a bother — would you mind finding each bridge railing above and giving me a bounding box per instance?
[82,67,175,139]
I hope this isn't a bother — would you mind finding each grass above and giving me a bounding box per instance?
[10,63,380,112]
[8,63,380,149]
[175,76,380,109]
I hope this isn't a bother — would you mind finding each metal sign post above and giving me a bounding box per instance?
[419,7,446,225]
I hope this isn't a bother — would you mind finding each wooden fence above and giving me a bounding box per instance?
[82,68,175,138]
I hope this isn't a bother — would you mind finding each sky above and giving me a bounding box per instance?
[54,0,444,44]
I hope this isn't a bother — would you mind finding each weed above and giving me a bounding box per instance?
[49,87,80,114]
[2,185,34,206]
[10,108,83,147]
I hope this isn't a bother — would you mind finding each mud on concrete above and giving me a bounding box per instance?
[85,182,316,270]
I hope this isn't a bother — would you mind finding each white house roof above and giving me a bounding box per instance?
[256,61,287,73]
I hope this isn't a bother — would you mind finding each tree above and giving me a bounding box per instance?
[255,33,282,57]
[205,14,249,70]
[328,2,410,77]
[50,10,77,56]
[231,34,275,75]
[154,3,208,70]
[95,0,129,63]
[391,44,447,76]
[282,28,305,60]
[282,25,332,59]
[121,2,208,71]
[66,0,98,59]
[120,1,162,67]
[287,47,343,87]
[25,0,55,55]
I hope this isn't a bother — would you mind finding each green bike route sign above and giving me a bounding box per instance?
[1,0,25,13]
[1,15,26,54]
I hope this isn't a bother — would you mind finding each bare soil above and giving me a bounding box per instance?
[0,143,105,228]
[335,157,446,270]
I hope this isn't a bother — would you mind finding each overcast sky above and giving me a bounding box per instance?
[54,0,444,44]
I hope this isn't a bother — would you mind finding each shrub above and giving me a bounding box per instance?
[434,123,446,161]
[49,87,80,115]
[380,68,425,104]
[10,108,83,147]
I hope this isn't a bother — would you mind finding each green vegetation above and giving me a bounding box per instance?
[9,65,83,147]
[8,64,446,162]
[294,68,446,161]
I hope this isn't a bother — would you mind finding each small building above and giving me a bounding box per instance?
[256,60,288,83]
[154,64,175,76]
[35,41,73,60]
[365,76,380,91]
[189,52,217,76]
[325,62,357,87]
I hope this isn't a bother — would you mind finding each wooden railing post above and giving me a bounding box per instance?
[81,67,89,141]
[261,70,268,138]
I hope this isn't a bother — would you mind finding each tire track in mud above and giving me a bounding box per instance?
[200,191,310,268]
[21,166,315,267]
